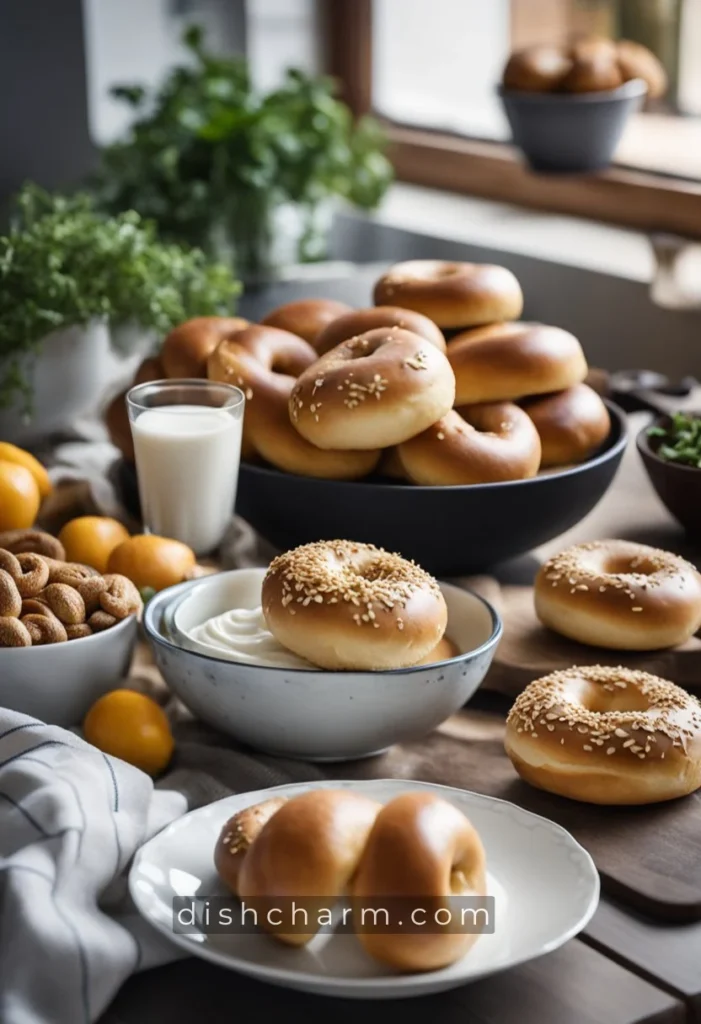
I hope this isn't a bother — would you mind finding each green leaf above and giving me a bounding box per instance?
[0,185,240,412]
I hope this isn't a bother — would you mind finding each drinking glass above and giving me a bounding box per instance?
[127,379,245,556]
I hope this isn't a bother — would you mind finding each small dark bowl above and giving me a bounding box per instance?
[637,415,701,538]
[235,401,627,576]
[497,79,647,173]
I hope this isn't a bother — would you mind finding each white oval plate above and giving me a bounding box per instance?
[129,779,599,999]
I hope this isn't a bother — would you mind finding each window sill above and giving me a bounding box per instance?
[385,124,701,240]
[368,182,656,282]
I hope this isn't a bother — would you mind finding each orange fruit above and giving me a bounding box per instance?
[107,534,196,591]
[58,515,130,574]
[0,460,41,531]
[83,689,174,775]
[0,442,52,499]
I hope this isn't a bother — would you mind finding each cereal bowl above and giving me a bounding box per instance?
[0,614,139,727]
[144,569,502,761]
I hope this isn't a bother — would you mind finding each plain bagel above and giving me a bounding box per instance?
[447,322,588,405]
[397,403,542,486]
[161,316,249,378]
[352,791,487,971]
[521,383,610,467]
[238,789,382,945]
[373,260,523,329]
[261,299,353,347]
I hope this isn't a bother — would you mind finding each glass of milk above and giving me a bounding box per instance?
[126,379,245,556]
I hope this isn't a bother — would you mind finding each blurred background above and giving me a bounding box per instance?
[3,0,700,212]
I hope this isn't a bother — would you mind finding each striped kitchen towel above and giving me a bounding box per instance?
[0,709,187,1024]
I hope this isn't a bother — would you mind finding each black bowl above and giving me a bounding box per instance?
[497,79,647,173]
[637,414,701,538]
[235,401,627,576]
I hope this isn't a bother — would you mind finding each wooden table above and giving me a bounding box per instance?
[99,412,701,1024]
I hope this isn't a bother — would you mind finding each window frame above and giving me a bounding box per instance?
[321,0,701,237]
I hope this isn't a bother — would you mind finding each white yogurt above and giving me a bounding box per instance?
[131,405,242,556]
[189,606,315,669]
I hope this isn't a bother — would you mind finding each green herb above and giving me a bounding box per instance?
[0,183,240,412]
[648,412,701,467]
[91,25,393,275]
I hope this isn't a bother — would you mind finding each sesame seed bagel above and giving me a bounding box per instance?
[261,298,353,348]
[214,796,288,897]
[397,402,542,486]
[262,540,448,671]
[373,260,523,329]
[447,322,588,405]
[208,325,379,479]
[289,328,455,451]
[505,666,701,804]
[521,383,611,467]
[535,540,701,650]
[314,306,446,356]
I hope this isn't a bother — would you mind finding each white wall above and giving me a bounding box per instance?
[82,0,245,145]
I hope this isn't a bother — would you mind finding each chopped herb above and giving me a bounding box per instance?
[648,413,701,468]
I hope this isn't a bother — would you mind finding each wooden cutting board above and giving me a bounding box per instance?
[479,584,701,697]
[337,698,701,923]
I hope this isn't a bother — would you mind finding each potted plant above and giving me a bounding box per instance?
[91,26,393,282]
[0,184,240,444]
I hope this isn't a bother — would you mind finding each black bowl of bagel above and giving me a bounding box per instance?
[109,259,627,576]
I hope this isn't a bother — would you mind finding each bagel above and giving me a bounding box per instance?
[262,540,448,670]
[561,37,623,93]
[105,356,165,462]
[447,322,588,405]
[535,540,701,650]
[373,260,523,329]
[208,325,379,479]
[352,792,487,971]
[502,44,573,91]
[398,403,541,486]
[617,39,667,99]
[215,796,288,897]
[315,307,446,356]
[237,789,382,945]
[289,328,455,450]
[521,384,611,467]
[161,316,249,378]
[261,299,353,347]
[505,666,701,804]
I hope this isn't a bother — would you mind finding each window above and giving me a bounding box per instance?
[327,0,701,234]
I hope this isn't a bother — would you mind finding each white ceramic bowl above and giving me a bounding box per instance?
[143,569,502,762]
[0,615,139,727]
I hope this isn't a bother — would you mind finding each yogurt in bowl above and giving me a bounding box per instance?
[146,568,503,762]
[189,605,314,669]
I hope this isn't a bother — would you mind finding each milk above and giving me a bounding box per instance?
[131,405,243,555]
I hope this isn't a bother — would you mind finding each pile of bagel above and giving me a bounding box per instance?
[502,35,667,98]
[107,259,611,486]
[215,787,487,972]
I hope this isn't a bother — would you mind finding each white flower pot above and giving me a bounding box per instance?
[0,320,147,445]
